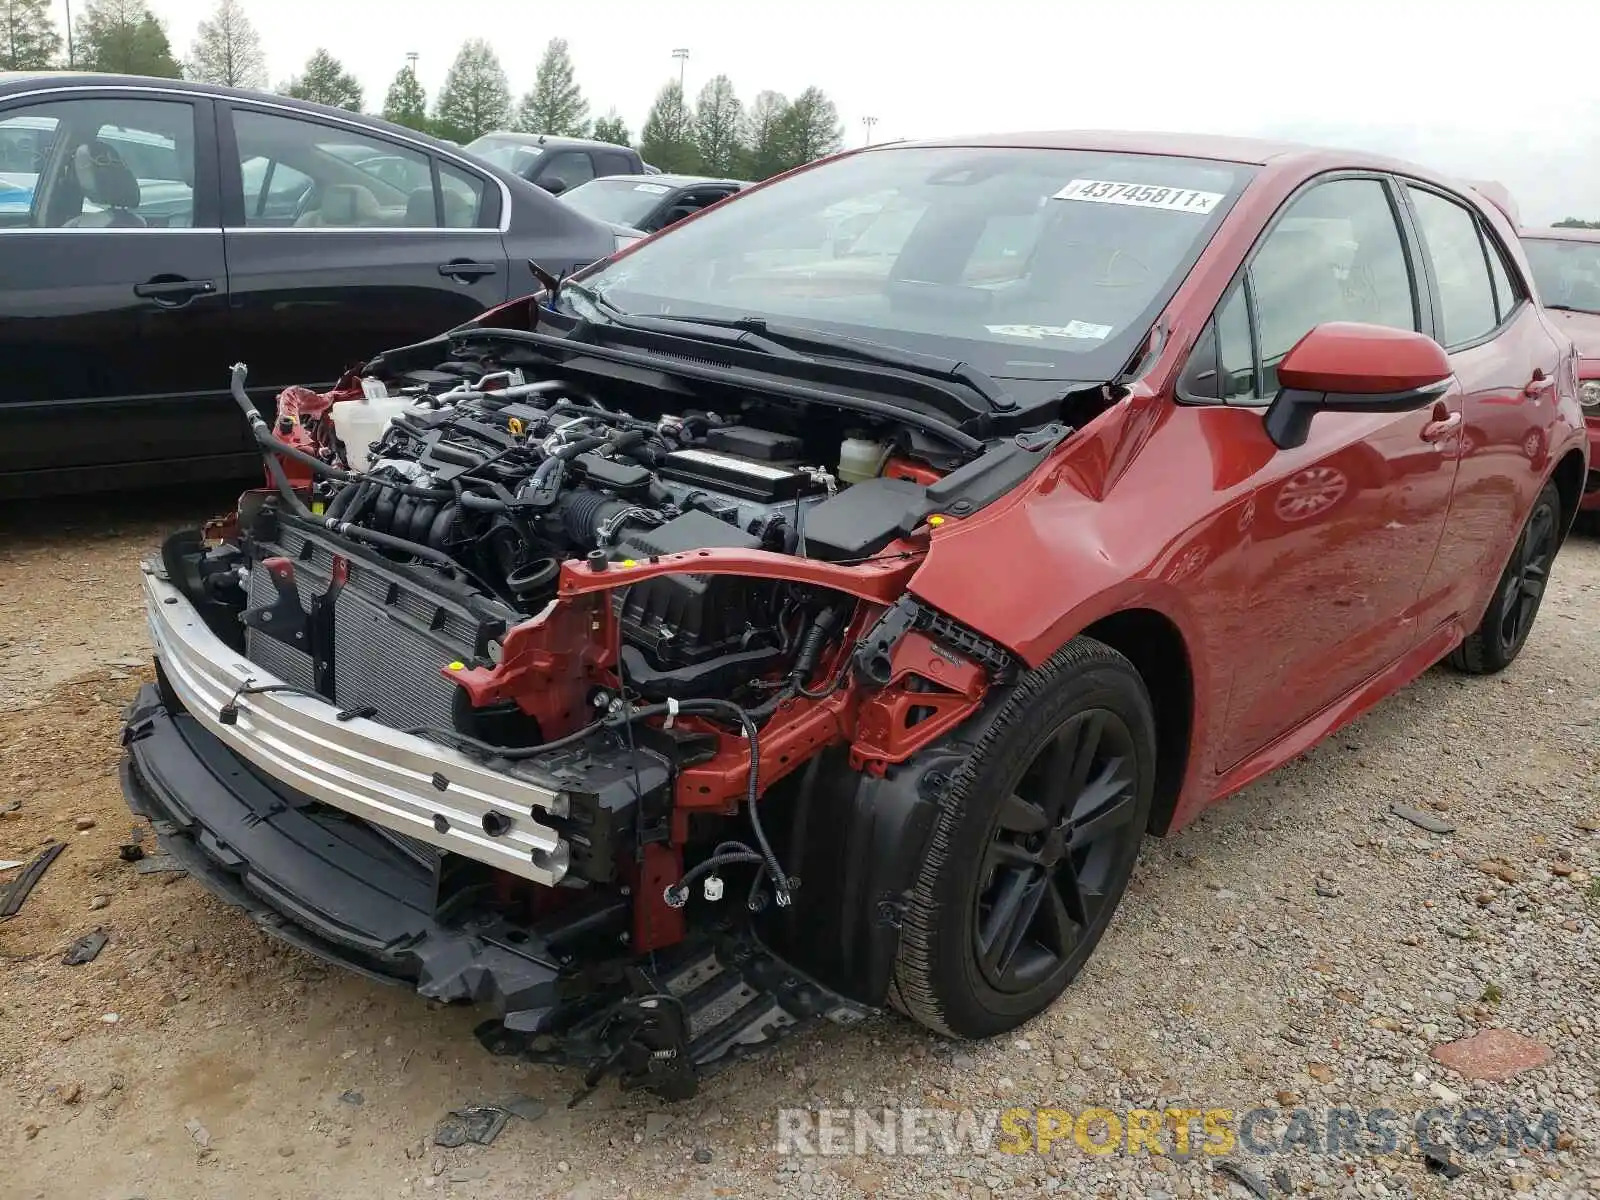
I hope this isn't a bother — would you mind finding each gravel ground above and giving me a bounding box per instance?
[1,486,1596,1200]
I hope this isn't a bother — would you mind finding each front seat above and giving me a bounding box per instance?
[295,183,382,228]
[61,140,145,228]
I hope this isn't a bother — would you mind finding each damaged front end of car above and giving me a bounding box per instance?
[120,315,1082,1100]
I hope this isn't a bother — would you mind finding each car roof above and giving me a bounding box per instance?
[582,173,745,189]
[890,128,1460,176]
[471,130,635,153]
[1519,225,1600,244]
[0,72,474,157]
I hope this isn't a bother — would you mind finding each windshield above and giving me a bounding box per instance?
[561,177,671,227]
[1523,236,1600,314]
[466,135,542,175]
[578,146,1251,381]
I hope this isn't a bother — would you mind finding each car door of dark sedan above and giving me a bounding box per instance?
[0,88,237,494]
[217,101,511,403]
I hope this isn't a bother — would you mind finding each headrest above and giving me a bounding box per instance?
[73,140,140,210]
[320,183,381,226]
[404,188,435,227]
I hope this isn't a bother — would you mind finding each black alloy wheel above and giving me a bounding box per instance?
[1450,479,1562,675]
[973,709,1141,994]
[891,636,1156,1039]
[1493,495,1557,658]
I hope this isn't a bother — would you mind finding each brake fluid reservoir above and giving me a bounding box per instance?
[837,436,888,486]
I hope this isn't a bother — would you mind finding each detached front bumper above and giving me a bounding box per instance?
[121,683,565,1015]
[138,560,570,884]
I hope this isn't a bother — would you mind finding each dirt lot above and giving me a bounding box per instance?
[1,486,1597,1200]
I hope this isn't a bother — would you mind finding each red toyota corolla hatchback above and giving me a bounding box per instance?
[124,132,1589,1097]
[1519,224,1600,517]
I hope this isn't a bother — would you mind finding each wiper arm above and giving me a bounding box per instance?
[552,286,803,358]
[651,314,1016,411]
[1544,303,1600,314]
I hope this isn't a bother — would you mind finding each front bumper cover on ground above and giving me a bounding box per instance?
[122,685,566,1014]
[121,684,877,1098]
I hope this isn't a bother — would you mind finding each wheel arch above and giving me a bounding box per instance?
[1551,447,1586,541]
[1079,607,1196,837]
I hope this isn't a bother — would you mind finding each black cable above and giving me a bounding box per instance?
[662,850,765,908]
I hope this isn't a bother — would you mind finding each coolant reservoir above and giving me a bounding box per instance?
[837,436,888,486]
[329,383,430,472]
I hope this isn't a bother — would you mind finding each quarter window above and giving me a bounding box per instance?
[1406,187,1499,347]
[231,110,436,228]
[1252,178,1417,396]
[438,162,487,228]
[0,97,197,229]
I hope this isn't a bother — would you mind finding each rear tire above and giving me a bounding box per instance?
[1448,480,1561,675]
[890,636,1154,1039]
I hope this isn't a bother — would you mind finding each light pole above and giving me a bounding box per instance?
[671,48,690,93]
[64,0,74,69]
[862,115,878,146]
[406,52,419,74]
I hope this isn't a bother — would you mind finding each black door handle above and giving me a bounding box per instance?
[134,277,216,304]
[438,260,498,281]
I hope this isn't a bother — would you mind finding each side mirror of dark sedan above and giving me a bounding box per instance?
[1263,322,1453,450]
[540,177,569,195]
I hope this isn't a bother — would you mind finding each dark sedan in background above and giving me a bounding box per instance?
[0,73,624,498]
[557,173,749,235]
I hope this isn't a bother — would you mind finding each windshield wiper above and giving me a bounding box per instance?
[1544,303,1600,314]
[552,283,805,358]
[648,314,1016,411]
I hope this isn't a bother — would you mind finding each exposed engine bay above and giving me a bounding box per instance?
[130,325,1081,1100]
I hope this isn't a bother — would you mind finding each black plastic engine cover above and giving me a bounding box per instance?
[612,510,768,667]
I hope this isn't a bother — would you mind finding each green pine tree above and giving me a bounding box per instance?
[75,0,181,77]
[382,64,429,133]
[0,0,61,71]
[282,49,363,111]
[741,90,791,179]
[692,74,745,176]
[433,39,511,143]
[777,86,843,169]
[590,110,630,147]
[638,80,698,174]
[513,37,588,136]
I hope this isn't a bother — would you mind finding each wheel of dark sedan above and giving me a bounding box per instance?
[890,636,1155,1039]
[1448,479,1561,676]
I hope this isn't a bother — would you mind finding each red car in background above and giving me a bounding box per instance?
[1520,225,1600,518]
[124,132,1590,1098]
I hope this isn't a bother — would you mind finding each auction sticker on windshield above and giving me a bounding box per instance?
[987,321,1114,341]
[634,183,671,194]
[1053,179,1225,214]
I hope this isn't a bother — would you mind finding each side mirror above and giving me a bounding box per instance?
[1263,322,1452,450]
[539,176,568,195]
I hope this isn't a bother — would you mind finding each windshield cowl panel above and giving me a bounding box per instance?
[579,146,1254,385]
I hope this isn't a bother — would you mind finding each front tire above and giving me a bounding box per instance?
[890,636,1155,1039]
[1449,480,1561,675]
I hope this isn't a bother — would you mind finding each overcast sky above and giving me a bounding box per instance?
[136,0,1600,224]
